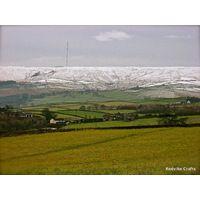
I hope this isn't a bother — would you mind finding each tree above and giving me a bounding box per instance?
[42,108,56,122]
[79,105,86,110]
[158,113,187,126]
[5,105,13,111]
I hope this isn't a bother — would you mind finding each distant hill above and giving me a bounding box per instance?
[0,66,200,101]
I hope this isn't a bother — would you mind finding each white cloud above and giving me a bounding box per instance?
[94,30,132,42]
[164,34,192,39]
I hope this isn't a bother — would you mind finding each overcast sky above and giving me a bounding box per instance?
[0,25,199,67]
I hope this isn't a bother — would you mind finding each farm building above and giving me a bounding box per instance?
[20,113,33,118]
[50,118,67,125]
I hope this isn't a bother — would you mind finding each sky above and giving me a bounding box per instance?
[0,25,199,67]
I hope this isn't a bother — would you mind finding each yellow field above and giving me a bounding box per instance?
[0,127,199,174]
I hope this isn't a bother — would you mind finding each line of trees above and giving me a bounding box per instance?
[158,113,187,126]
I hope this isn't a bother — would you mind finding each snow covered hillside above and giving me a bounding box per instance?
[0,66,200,91]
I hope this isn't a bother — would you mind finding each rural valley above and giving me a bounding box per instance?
[0,66,199,174]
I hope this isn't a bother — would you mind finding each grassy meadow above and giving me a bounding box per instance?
[0,127,199,175]
[1,90,200,175]
[66,118,159,129]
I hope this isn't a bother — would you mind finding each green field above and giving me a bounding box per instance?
[99,109,136,114]
[0,127,199,175]
[56,110,105,118]
[23,106,138,119]
[22,89,187,106]
[65,115,199,129]
[67,118,159,129]
[54,113,82,120]
[186,115,200,124]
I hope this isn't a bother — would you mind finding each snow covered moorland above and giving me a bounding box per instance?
[0,66,200,92]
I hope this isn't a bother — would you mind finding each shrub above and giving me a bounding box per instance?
[158,113,187,126]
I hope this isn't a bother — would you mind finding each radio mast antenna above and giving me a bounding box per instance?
[66,40,69,66]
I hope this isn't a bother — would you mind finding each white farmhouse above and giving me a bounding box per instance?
[50,118,57,124]
[49,118,67,125]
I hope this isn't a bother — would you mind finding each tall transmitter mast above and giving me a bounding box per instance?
[66,40,69,66]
